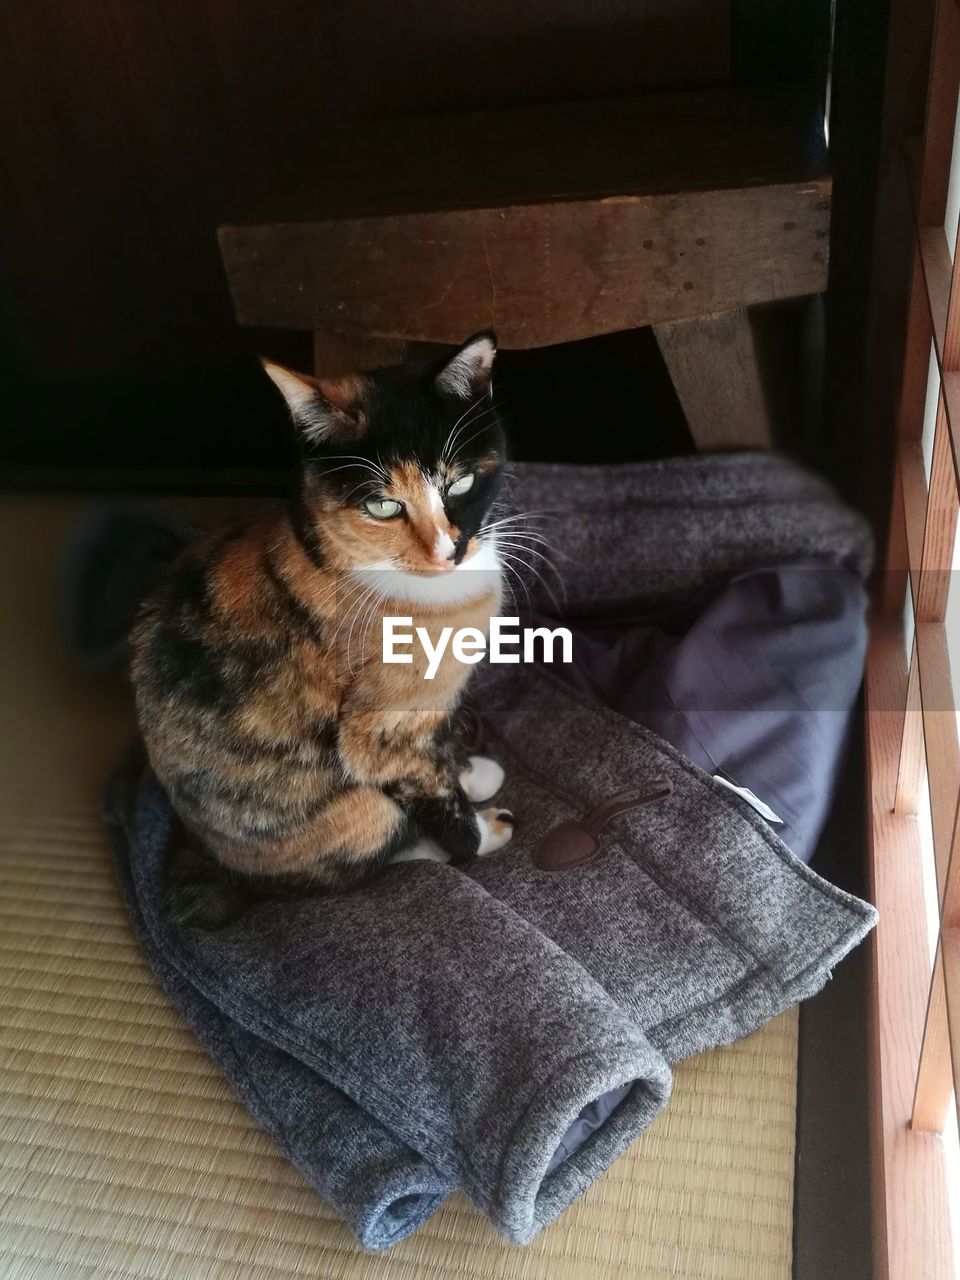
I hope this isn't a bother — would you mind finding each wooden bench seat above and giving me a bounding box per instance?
[219,82,829,448]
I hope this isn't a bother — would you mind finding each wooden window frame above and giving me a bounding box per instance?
[869,3,960,1277]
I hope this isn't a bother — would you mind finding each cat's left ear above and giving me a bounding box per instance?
[261,359,366,443]
[433,332,497,401]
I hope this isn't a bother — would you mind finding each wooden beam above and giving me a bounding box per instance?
[943,926,960,1097]
[918,0,960,226]
[943,773,960,932]
[913,799,960,1133]
[915,621,959,895]
[219,180,830,348]
[901,440,929,594]
[916,693,960,1132]
[884,459,910,614]
[652,309,771,449]
[895,639,925,813]
[912,949,955,1131]
[917,400,960,621]
[918,225,952,362]
[943,370,960,482]
[866,617,955,1280]
[898,250,936,457]
[908,619,960,1131]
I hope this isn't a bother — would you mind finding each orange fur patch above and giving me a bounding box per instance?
[209,524,271,624]
[213,786,404,876]
[317,374,368,416]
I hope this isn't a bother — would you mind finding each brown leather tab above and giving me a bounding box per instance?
[532,820,600,871]
[533,780,672,871]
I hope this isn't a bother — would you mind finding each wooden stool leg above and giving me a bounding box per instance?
[313,330,408,377]
[653,308,772,450]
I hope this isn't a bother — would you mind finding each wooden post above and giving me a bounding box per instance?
[652,309,772,450]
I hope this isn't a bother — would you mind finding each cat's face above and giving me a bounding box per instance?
[265,335,506,587]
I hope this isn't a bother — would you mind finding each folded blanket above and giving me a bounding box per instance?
[107,756,674,1247]
[97,453,878,1249]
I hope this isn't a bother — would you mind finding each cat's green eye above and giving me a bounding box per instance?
[363,497,403,520]
[447,473,475,498]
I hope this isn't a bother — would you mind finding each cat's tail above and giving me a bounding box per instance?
[62,506,194,672]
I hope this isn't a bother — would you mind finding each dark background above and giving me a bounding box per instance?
[0,0,887,495]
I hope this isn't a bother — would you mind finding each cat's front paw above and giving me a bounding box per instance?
[459,755,505,803]
[388,836,451,866]
[476,807,514,855]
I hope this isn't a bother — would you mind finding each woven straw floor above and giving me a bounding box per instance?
[0,497,798,1280]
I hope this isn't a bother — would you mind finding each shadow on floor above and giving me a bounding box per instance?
[794,708,872,1280]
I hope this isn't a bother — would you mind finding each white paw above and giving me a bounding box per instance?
[388,837,451,866]
[459,755,505,804]
[476,807,514,856]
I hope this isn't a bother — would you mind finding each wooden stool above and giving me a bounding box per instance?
[219,83,829,450]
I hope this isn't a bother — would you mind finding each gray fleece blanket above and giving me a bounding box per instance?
[99,453,878,1250]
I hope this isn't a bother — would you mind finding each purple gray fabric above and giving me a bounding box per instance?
[547,560,868,861]
[95,452,878,1250]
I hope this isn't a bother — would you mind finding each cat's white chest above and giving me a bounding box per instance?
[351,539,502,610]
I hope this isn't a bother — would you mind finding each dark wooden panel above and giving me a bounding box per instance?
[825,0,933,526]
[0,0,730,378]
[224,83,826,224]
[308,0,730,121]
[220,179,830,347]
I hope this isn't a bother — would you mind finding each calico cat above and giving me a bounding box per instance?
[131,334,514,924]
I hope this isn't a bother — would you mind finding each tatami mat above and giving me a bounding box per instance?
[0,497,797,1280]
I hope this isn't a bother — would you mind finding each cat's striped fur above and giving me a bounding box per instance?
[131,335,513,922]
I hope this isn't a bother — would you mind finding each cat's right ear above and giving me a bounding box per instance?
[261,359,366,444]
[433,332,497,401]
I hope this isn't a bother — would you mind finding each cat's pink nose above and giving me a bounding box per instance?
[432,530,456,569]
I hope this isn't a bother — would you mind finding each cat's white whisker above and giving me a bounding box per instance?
[495,539,567,594]
[358,595,384,666]
[440,395,486,463]
[495,542,566,615]
[344,591,381,675]
[480,520,557,552]
[482,520,578,566]
[479,513,558,536]
[447,417,500,467]
[493,537,557,564]
[486,528,555,552]
[341,479,384,505]
[329,598,373,664]
[441,393,510,465]
[321,452,390,477]
[327,579,379,653]
[497,557,534,611]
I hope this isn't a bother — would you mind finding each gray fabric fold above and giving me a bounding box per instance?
[105,757,674,1247]
[95,452,879,1251]
[467,659,876,1056]
[507,452,873,608]
[106,766,450,1250]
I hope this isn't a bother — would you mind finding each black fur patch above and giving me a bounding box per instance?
[262,553,325,646]
[288,498,327,571]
